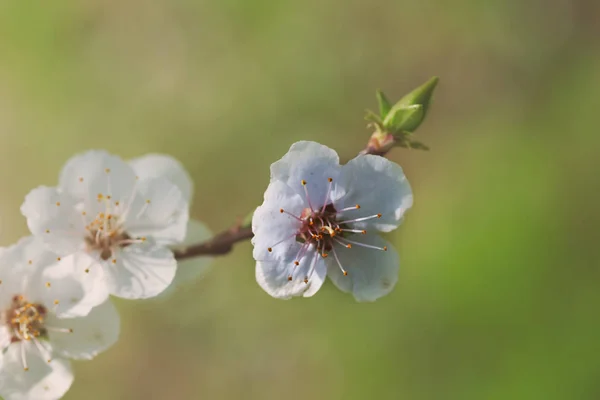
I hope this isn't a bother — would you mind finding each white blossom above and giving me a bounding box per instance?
[0,237,119,400]
[21,150,190,300]
[252,141,413,301]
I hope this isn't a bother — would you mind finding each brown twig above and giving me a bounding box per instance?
[174,226,254,260]
[174,144,388,261]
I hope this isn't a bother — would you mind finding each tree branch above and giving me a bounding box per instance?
[174,225,254,260]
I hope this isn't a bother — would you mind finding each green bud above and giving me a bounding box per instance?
[382,104,424,133]
[364,77,438,154]
[395,76,438,117]
[382,76,438,133]
[376,89,392,120]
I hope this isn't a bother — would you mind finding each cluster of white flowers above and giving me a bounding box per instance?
[0,141,413,399]
[1,151,212,400]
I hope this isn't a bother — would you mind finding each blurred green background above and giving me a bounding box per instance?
[1,0,599,399]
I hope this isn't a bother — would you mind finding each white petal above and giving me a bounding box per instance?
[125,177,189,246]
[104,244,177,299]
[20,187,85,254]
[0,342,73,400]
[129,153,194,203]
[162,220,214,296]
[37,253,109,319]
[58,150,136,202]
[327,234,399,302]
[0,237,59,307]
[256,246,327,299]
[47,300,120,361]
[269,141,343,208]
[336,155,413,232]
[252,180,304,261]
[0,325,11,350]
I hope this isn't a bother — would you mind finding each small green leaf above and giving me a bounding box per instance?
[382,104,424,132]
[407,140,430,151]
[376,89,392,119]
[364,109,382,124]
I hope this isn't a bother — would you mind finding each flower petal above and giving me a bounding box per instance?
[336,155,413,232]
[0,325,11,350]
[256,247,327,299]
[269,141,343,208]
[47,300,120,361]
[104,243,177,299]
[326,234,399,302]
[20,187,85,254]
[125,177,189,246]
[129,153,194,203]
[252,180,304,261]
[0,342,73,400]
[37,253,109,319]
[58,150,136,202]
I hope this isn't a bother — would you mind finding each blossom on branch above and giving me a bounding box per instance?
[0,237,119,400]
[252,141,413,302]
[21,150,190,300]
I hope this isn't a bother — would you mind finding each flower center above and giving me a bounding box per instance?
[6,296,47,343]
[268,178,387,283]
[297,204,350,252]
[2,295,74,371]
[83,211,145,262]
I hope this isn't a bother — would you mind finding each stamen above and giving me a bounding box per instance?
[293,241,311,266]
[45,326,73,334]
[32,336,52,363]
[267,233,298,252]
[280,209,302,221]
[334,237,353,249]
[338,213,382,224]
[331,246,348,276]
[336,204,361,213]
[115,238,146,246]
[135,200,151,219]
[304,250,320,284]
[339,237,388,251]
[20,341,28,371]
[119,177,141,221]
[321,177,334,213]
[301,180,315,211]
[340,229,367,234]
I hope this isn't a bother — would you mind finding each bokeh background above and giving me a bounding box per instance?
[1,0,599,399]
